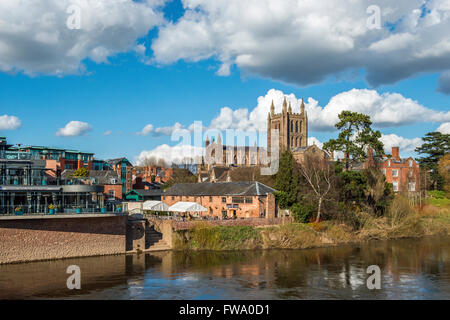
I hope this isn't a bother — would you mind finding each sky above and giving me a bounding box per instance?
[0,0,449,165]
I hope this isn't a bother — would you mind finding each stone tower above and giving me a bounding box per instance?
[267,97,308,152]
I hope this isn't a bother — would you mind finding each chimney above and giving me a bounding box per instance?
[367,147,373,158]
[392,147,400,161]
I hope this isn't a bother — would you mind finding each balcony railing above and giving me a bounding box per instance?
[0,204,124,216]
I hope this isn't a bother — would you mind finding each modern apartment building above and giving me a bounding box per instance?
[0,137,104,214]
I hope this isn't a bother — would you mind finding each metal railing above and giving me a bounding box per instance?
[0,204,123,216]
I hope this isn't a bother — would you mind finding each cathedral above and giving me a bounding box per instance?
[268,96,308,151]
[197,96,330,182]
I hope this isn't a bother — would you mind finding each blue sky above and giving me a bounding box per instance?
[0,0,449,164]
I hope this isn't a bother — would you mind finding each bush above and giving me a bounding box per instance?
[387,195,413,227]
[428,190,447,199]
[291,203,314,223]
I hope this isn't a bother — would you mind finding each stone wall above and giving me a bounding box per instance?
[171,216,292,230]
[0,214,127,264]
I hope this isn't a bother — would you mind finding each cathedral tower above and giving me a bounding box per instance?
[267,97,308,152]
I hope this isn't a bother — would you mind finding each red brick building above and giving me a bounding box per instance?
[162,181,278,219]
[367,146,420,193]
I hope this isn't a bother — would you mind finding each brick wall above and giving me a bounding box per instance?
[161,194,275,219]
[0,215,127,264]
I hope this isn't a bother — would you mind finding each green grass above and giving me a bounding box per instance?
[189,226,263,250]
[427,190,450,208]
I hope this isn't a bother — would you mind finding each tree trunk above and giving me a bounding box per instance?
[316,197,322,223]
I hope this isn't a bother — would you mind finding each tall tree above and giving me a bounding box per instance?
[274,150,300,207]
[298,153,335,222]
[415,132,450,190]
[323,111,384,169]
[438,154,450,195]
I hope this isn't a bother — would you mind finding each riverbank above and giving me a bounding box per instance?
[173,209,450,251]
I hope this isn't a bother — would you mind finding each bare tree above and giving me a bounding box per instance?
[141,156,168,168]
[298,154,334,222]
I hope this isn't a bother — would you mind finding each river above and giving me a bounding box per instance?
[0,237,449,299]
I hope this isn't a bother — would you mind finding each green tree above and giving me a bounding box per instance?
[72,167,90,177]
[415,132,450,190]
[323,111,384,169]
[274,150,300,208]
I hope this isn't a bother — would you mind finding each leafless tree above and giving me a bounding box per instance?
[141,156,168,168]
[298,154,334,222]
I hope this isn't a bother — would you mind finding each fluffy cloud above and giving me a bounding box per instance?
[103,130,112,136]
[0,114,21,130]
[207,88,450,132]
[0,0,163,75]
[135,144,204,165]
[56,121,92,137]
[152,0,450,90]
[437,122,450,134]
[380,134,423,154]
[308,137,323,149]
[138,122,187,136]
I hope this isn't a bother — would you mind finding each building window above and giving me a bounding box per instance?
[388,160,391,167]
[171,196,174,200]
[409,170,413,178]
[409,160,413,167]
[245,197,253,204]
[382,169,386,175]
[232,197,245,203]
[209,196,212,202]
[392,169,399,178]
[295,121,298,133]
[222,197,226,203]
[393,181,399,192]
[108,190,115,198]
[409,182,416,192]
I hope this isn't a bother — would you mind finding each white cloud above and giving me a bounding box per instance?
[138,122,187,137]
[152,0,450,90]
[138,124,154,136]
[56,121,92,137]
[103,130,112,136]
[380,134,423,154]
[135,144,204,165]
[0,114,21,130]
[0,0,163,75]
[308,137,323,149]
[207,88,450,132]
[437,122,450,134]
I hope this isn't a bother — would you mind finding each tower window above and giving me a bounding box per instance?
[296,121,298,133]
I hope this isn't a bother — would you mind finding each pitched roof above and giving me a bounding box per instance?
[128,189,163,196]
[61,169,121,185]
[164,181,276,196]
[107,157,132,165]
[211,166,230,181]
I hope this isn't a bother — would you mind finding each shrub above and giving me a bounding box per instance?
[291,203,314,223]
[387,195,414,227]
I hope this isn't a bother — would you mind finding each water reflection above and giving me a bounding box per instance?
[0,237,449,299]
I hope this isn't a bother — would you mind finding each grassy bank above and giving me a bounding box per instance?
[174,205,450,251]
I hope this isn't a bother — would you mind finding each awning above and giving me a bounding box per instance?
[143,200,169,211]
[168,202,208,213]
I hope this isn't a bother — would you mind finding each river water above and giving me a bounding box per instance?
[0,237,449,300]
